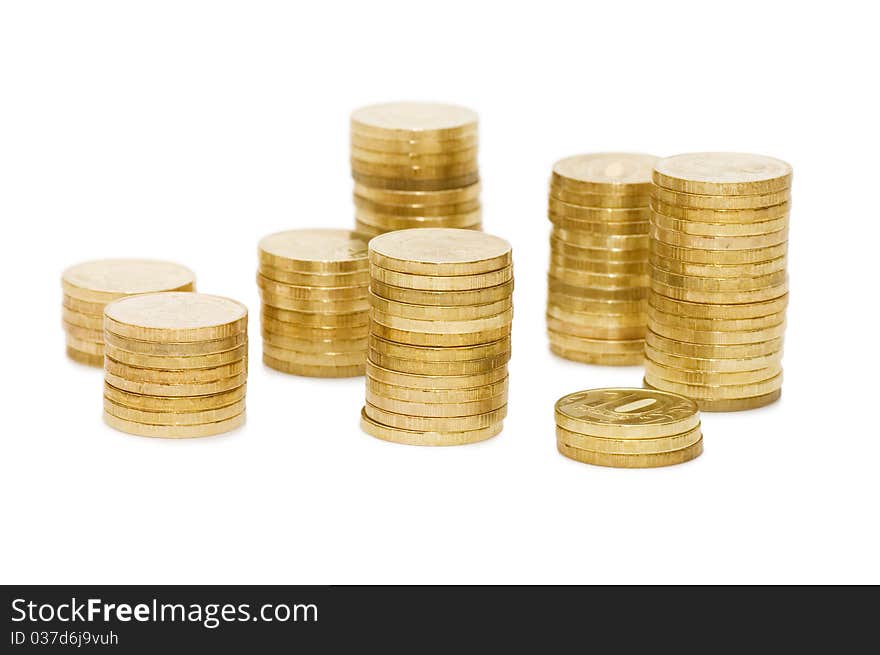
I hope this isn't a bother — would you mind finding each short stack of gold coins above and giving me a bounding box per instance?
[555,388,703,468]
[61,259,195,366]
[350,101,482,237]
[546,154,657,365]
[360,228,513,446]
[257,229,371,377]
[101,292,248,438]
[645,152,791,411]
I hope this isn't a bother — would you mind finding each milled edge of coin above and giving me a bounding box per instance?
[556,424,702,455]
[368,228,512,275]
[360,407,501,447]
[653,152,792,195]
[557,438,703,468]
[103,410,245,438]
[262,354,364,378]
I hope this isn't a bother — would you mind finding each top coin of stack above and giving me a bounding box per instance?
[61,259,196,367]
[350,101,482,237]
[361,228,513,446]
[546,153,657,365]
[257,229,371,377]
[555,388,703,467]
[645,152,792,411]
[102,292,248,438]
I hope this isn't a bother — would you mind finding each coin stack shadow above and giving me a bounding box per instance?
[350,101,482,237]
[546,154,658,365]
[360,228,513,446]
[645,152,791,411]
[61,259,195,367]
[257,229,371,377]
[102,292,248,438]
[555,388,703,467]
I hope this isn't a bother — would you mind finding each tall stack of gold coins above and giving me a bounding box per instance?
[555,388,703,468]
[546,154,657,365]
[360,229,513,446]
[257,229,371,377]
[102,293,248,438]
[645,152,791,411]
[350,101,481,237]
[61,259,195,366]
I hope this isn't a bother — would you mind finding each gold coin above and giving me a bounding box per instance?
[650,212,788,237]
[650,240,787,267]
[651,186,791,209]
[643,371,782,400]
[351,101,478,139]
[368,291,510,321]
[650,278,788,304]
[356,221,482,236]
[365,390,507,417]
[262,344,365,367]
[351,158,478,179]
[556,424,702,455]
[547,331,645,355]
[104,370,248,397]
[649,253,787,278]
[644,358,781,385]
[102,330,247,356]
[62,294,105,316]
[256,274,367,301]
[549,186,649,208]
[366,375,508,402]
[354,194,481,216]
[258,228,370,273]
[261,305,369,327]
[104,292,247,342]
[103,410,245,438]
[368,333,510,361]
[261,325,369,346]
[692,390,781,412]
[554,387,699,438]
[370,307,513,334]
[370,278,512,305]
[350,132,479,154]
[62,259,195,303]
[104,397,246,426]
[66,334,104,355]
[548,213,649,234]
[104,343,248,369]
[351,145,478,166]
[369,227,511,275]
[370,265,510,292]
[356,209,482,232]
[551,153,658,194]
[650,198,790,223]
[649,224,788,250]
[557,438,702,468]
[104,381,246,411]
[549,345,644,366]
[360,407,501,447]
[104,356,247,384]
[546,304,647,327]
[368,350,509,376]
[650,266,787,292]
[548,267,649,289]
[549,236,649,262]
[352,171,480,191]
[644,344,782,372]
[546,316,645,340]
[370,322,510,347]
[262,354,364,378]
[547,277,648,301]
[259,290,369,313]
[67,346,103,367]
[549,229,649,250]
[653,152,792,195]
[61,306,104,330]
[258,264,370,288]
[649,320,786,345]
[262,333,366,355]
[647,305,786,332]
[365,360,506,390]
[648,292,788,319]
[549,253,649,275]
[547,291,646,315]
[353,182,481,207]
[645,330,783,358]
[62,321,104,342]
[364,402,506,432]
[354,221,384,237]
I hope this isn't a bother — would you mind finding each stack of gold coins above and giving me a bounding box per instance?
[257,229,371,377]
[555,388,703,468]
[61,259,195,366]
[546,153,657,365]
[360,228,513,446]
[102,292,248,438]
[645,152,791,411]
[350,101,481,237]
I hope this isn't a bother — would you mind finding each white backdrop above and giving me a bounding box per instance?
[1,0,877,584]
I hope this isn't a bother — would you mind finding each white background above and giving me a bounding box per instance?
[1,1,878,584]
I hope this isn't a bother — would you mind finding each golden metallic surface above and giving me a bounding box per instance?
[365,360,506,390]
[350,132,479,155]
[548,213,649,234]
[262,344,365,367]
[256,275,366,301]
[258,229,370,273]
[355,220,481,238]
[649,266,787,291]
[644,359,781,385]
[351,102,478,138]
[554,387,699,438]
[66,334,104,355]
[548,190,650,209]
[103,330,247,356]
[262,333,366,355]
[104,370,248,397]
[647,305,786,332]
[258,264,370,287]
[261,326,369,347]
[549,253,648,274]
[104,397,246,426]
[104,343,248,369]
[67,346,103,367]
[103,410,245,438]
[368,350,509,376]
[62,306,104,330]
[648,293,788,319]
[62,259,195,303]
[690,389,781,412]
[354,194,481,216]
[649,320,786,345]
[547,304,646,327]
[650,212,788,237]
[262,354,364,378]
[548,266,649,289]
[364,402,506,432]
[649,253,787,278]
[650,278,788,304]
[353,182,481,207]
[646,330,782,358]
[103,382,246,411]
[651,186,791,209]
[548,292,647,315]
[366,375,508,403]
[369,228,511,275]
[351,158,479,180]
[355,211,480,230]
[370,278,512,306]
[351,145,478,165]
[550,237,649,261]
[369,265,511,291]
[104,293,247,342]
[104,357,247,384]
[352,171,480,191]
[370,322,510,347]
[368,334,510,361]
[545,317,645,340]
[643,372,783,400]
[261,306,369,327]
[258,291,369,313]
[653,152,792,195]
[368,292,510,321]
[649,224,788,250]
[557,424,702,455]
[557,438,703,468]
[644,345,782,372]
[650,198,790,223]
[548,276,648,301]
[360,407,501,446]
[62,294,106,316]
[550,230,649,250]
[549,346,644,366]
[551,153,658,193]
[366,389,507,417]
[370,307,513,334]
[547,331,645,355]
[649,239,787,264]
